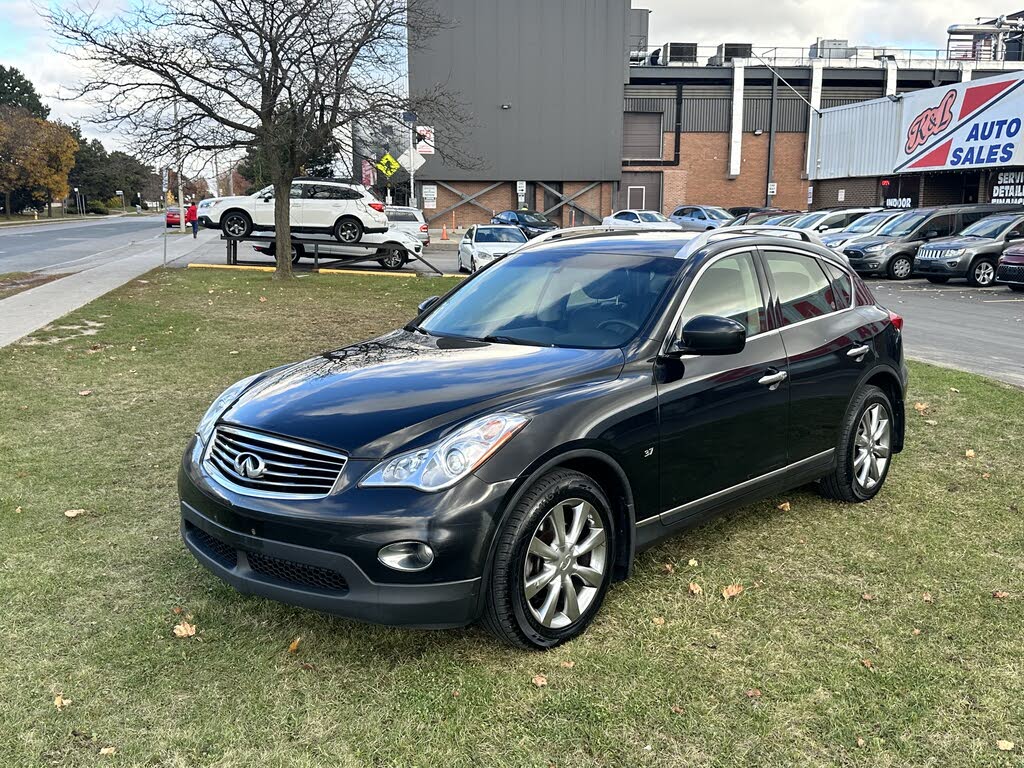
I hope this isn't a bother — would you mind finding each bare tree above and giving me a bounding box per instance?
[46,0,470,277]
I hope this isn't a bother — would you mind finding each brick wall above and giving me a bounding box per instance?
[625,132,810,213]
[812,178,880,209]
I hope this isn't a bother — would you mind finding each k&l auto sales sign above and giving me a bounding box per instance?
[895,71,1024,173]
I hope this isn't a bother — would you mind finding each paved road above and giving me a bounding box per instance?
[866,279,1024,387]
[0,216,168,274]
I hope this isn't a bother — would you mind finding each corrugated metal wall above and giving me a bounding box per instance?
[807,97,903,179]
[624,83,812,134]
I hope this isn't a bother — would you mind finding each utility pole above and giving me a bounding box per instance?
[402,111,417,207]
[174,100,185,232]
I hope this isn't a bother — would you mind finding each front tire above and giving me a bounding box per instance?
[887,255,913,280]
[334,217,363,243]
[221,211,252,239]
[482,469,615,649]
[967,258,996,287]
[376,246,407,270]
[818,385,895,503]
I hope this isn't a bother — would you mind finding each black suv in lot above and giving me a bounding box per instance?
[843,203,1024,280]
[179,227,907,648]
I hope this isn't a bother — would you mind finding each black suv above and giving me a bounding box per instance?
[491,209,559,238]
[843,203,1024,280]
[179,228,907,648]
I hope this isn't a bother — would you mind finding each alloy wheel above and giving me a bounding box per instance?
[338,220,359,243]
[379,248,404,269]
[853,403,891,491]
[523,498,608,629]
[973,261,995,286]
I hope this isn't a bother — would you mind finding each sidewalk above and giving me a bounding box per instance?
[0,232,210,348]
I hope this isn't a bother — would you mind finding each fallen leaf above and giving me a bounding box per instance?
[54,694,71,710]
[922,592,934,603]
[661,562,674,574]
[949,387,960,393]
[172,606,183,615]
[688,582,703,596]
[172,620,196,638]
[229,350,239,355]
[287,637,302,653]
[99,746,116,756]
[997,740,1014,751]
[856,737,866,748]
[300,662,316,671]
[924,419,938,426]
[78,390,92,397]
[559,660,575,669]
[982,472,991,479]
[745,688,762,698]
[531,674,547,688]
[861,593,875,602]
[965,449,976,458]
[688,558,698,567]
[258,296,268,303]
[15,506,22,513]
[912,628,922,636]
[993,591,1010,599]
[652,616,666,626]
[670,705,684,715]
[130,345,137,352]
[777,501,791,512]
[63,508,86,519]
[861,658,874,670]
[722,583,744,600]
[913,402,929,414]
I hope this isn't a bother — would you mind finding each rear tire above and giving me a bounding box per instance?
[291,244,305,264]
[481,469,615,649]
[376,246,407,270]
[818,385,895,503]
[887,255,913,280]
[926,276,950,284]
[221,211,252,239]
[334,217,363,243]
[967,257,996,287]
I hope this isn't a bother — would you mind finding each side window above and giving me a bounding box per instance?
[822,262,853,310]
[693,209,707,220]
[620,211,639,222]
[764,250,837,325]
[924,214,955,237]
[680,251,765,337]
[465,226,475,241]
[960,210,988,227]
[290,184,304,199]
[672,207,689,217]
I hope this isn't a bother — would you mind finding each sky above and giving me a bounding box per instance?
[0,0,1016,150]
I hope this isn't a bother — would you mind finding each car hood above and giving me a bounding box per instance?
[922,235,998,250]
[476,242,519,255]
[845,235,896,251]
[223,330,624,458]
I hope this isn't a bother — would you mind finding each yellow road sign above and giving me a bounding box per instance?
[375,153,401,177]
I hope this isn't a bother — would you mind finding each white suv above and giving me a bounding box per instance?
[197,178,389,243]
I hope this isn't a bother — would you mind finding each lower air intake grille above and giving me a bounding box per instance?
[188,522,238,568]
[247,551,349,593]
[996,263,1024,282]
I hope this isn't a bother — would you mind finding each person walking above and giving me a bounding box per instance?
[185,201,199,238]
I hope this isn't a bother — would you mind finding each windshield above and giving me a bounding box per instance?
[418,248,682,348]
[879,211,929,236]
[845,212,890,233]
[476,227,528,243]
[960,216,1018,238]
[705,207,732,220]
[637,211,669,222]
[517,212,551,225]
[792,212,826,228]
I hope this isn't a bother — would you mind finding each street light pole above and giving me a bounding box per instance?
[174,100,185,233]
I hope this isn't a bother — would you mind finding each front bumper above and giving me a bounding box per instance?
[995,260,1024,286]
[914,257,968,277]
[365,225,388,235]
[178,435,512,628]
[199,216,218,229]
[845,252,888,275]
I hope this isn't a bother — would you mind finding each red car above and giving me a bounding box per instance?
[995,246,1024,292]
[165,207,181,227]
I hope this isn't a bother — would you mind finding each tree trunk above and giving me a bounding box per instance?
[4,191,10,219]
[271,176,294,279]
[47,197,53,218]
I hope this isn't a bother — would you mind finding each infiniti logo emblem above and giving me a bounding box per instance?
[233,451,266,479]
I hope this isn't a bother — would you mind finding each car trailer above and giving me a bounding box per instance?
[221,234,445,275]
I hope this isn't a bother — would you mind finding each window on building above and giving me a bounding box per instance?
[622,112,663,160]
[764,251,837,324]
[680,252,766,337]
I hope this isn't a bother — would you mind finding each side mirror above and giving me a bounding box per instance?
[262,195,273,202]
[668,315,747,357]
[923,230,939,239]
[417,296,440,314]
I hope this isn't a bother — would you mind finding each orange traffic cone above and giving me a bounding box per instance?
[441,224,449,241]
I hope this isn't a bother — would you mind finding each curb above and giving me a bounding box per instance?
[185,263,464,278]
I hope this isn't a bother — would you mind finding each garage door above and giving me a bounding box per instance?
[622,112,663,161]
[617,172,662,212]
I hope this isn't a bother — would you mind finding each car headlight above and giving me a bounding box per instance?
[865,244,888,253]
[196,374,260,444]
[944,248,966,258]
[360,412,529,491]
[829,238,847,247]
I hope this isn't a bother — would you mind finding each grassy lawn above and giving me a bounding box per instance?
[2,268,1022,767]
[0,272,68,301]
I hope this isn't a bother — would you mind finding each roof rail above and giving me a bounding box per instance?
[510,225,692,254]
[674,225,828,259]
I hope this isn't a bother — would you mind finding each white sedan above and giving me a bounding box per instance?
[601,209,682,229]
[253,229,424,270]
[457,225,529,273]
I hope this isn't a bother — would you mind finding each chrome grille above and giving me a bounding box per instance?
[917,248,944,260]
[204,425,346,498]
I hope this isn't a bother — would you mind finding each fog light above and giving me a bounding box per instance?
[378,541,434,572]
[867,261,879,268]
[947,260,958,267]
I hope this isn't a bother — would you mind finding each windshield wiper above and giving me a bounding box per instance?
[481,334,548,347]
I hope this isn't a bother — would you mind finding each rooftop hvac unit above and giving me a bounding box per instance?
[661,42,698,64]
[809,38,854,59]
[708,43,753,65]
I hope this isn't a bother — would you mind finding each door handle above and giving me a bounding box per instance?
[758,370,788,390]
[847,345,870,362]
